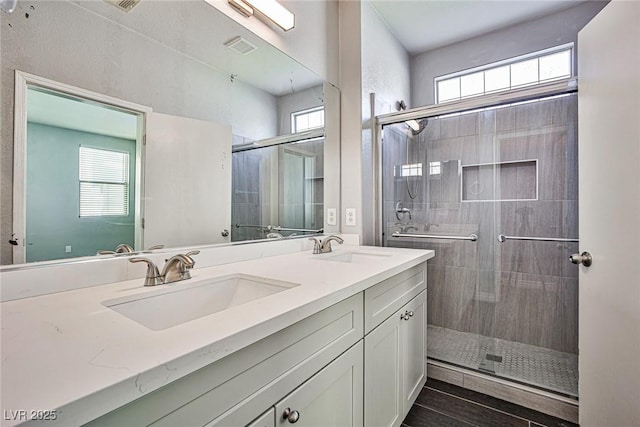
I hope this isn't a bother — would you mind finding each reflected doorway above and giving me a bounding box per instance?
[13,72,148,263]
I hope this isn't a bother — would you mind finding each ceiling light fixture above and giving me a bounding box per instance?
[228,0,253,17]
[228,0,294,31]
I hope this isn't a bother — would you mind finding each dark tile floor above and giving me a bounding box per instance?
[402,379,578,427]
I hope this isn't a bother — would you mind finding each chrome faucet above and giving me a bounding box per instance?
[161,250,200,284]
[129,250,200,286]
[129,257,163,286]
[97,243,134,255]
[97,243,165,255]
[309,235,344,254]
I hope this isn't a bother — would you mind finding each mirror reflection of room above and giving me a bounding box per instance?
[1,0,333,265]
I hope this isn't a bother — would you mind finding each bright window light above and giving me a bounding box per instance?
[435,44,573,103]
[291,106,324,133]
[79,146,129,217]
[429,161,441,176]
[394,163,423,177]
[244,0,294,31]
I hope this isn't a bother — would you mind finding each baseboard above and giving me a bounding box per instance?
[427,360,579,424]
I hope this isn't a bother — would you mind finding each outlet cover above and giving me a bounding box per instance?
[65,245,72,253]
[327,208,337,226]
[345,208,356,226]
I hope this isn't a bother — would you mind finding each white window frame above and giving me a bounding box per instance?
[291,106,325,133]
[434,43,574,104]
[79,146,131,217]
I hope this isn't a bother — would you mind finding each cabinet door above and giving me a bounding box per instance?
[401,290,427,415]
[364,311,402,427]
[275,341,363,427]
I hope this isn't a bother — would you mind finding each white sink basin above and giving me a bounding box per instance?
[103,274,299,330]
[317,251,393,264]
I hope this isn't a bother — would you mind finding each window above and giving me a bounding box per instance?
[435,44,573,103]
[79,146,129,217]
[394,163,423,177]
[291,106,324,133]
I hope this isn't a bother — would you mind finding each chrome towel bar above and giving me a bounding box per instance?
[497,234,578,243]
[391,232,478,242]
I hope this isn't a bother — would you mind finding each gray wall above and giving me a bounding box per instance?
[410,1,608,107]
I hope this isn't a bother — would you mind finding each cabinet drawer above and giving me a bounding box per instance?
[86,294,363,427]
[364,263,426,334]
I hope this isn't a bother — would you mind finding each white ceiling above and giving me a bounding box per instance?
[72,0,321,96]
[369,0,586,55]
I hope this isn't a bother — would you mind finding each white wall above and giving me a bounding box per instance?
[339,0,363,238]
[411,1,608,107]
[206,0,340,86]
[360,0,411,244]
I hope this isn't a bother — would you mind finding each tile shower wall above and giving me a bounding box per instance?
[232,138,324,241]
[383,95,578,358]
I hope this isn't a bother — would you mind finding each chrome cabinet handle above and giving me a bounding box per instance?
[569,251,592,267]
[282,408,300,423]
[400,310,413,321]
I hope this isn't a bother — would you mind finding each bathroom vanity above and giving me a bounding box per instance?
[0,243,433,427]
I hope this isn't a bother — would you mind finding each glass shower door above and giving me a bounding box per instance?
[381,93,579,398]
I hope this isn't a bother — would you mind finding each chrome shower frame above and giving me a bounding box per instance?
[371,77,579,246]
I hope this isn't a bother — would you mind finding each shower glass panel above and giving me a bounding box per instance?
[381,93,578,398]
[231,137,324,241]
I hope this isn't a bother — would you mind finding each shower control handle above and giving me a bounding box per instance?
[570,251,592,267]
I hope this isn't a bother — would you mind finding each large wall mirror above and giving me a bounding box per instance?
[0,0,340,266]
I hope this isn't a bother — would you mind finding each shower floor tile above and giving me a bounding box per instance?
[428,325,578,397]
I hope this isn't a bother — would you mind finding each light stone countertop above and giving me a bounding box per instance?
[0,245,434,427]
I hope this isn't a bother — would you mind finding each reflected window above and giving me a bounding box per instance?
[395,163,423,177]
[79,146,130,217]
[435,44,573,103]
[291,106,324,133]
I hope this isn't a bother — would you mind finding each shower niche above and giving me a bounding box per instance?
[461,159,538,202]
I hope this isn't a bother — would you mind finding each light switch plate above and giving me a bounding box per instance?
[327,208,337,226]
[345,208,356,226]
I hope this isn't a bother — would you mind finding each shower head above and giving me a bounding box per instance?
[407,118,429,136]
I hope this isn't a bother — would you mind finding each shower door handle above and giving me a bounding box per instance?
[570,251,592,267]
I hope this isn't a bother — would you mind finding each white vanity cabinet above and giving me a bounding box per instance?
[209,341,363,427]
[273,341,363,427]
[363,264,427,427]
[85,294,363,427]
[82,260,428,427]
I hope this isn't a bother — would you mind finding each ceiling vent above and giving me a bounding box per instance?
[224,36,258,55]
[104,0,142,13]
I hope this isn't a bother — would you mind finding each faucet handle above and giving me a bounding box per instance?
[129,257,163,286]
[183,250,200,270]
[308,238,322,254]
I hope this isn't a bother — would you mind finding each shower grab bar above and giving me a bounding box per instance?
[270,226,324,233]
[234,223,323,233]
[391,232,478,242]
[497,234,579,243]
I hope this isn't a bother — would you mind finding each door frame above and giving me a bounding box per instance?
[12,70,152,263]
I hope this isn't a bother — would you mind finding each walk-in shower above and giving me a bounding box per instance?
[378,85,579,399]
